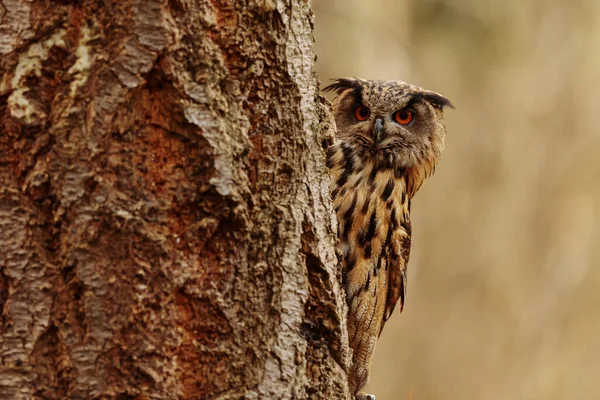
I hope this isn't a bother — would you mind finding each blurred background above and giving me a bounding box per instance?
[313,0,600,399]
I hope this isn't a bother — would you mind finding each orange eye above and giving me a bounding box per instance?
[393,109,413,125]
[354,105,370,121]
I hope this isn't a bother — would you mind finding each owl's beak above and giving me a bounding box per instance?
[373,118,384,143]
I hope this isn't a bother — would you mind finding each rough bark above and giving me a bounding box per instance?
[0,1,350,399]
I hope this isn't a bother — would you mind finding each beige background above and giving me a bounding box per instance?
[314,0,600,399]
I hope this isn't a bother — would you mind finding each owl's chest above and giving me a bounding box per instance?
[329,146,409,261]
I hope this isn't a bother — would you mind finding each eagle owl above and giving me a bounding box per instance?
[324,78,453,400]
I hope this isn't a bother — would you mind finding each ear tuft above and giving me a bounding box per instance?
[322,78,361,95]
[423,92,455,110]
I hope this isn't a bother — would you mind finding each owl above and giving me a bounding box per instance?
[324,78,453,400]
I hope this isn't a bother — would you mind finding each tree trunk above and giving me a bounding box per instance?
[0,1,350,399]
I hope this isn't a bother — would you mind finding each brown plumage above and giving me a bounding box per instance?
[324,78,453,400]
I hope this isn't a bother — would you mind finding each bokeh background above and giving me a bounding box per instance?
[313,1,600,399]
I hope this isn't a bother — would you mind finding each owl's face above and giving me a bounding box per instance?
[325,78,453,169]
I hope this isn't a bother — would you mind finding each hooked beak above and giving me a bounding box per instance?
[373,118,384,143]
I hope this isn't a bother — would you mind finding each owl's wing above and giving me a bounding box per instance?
[379,233,411,336]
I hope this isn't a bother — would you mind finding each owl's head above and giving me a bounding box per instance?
[324,78,453,171]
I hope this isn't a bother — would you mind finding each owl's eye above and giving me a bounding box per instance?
[393,109,414,125]
[354,105,370,121]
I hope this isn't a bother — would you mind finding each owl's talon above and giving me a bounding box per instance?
[355,392,376,400]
